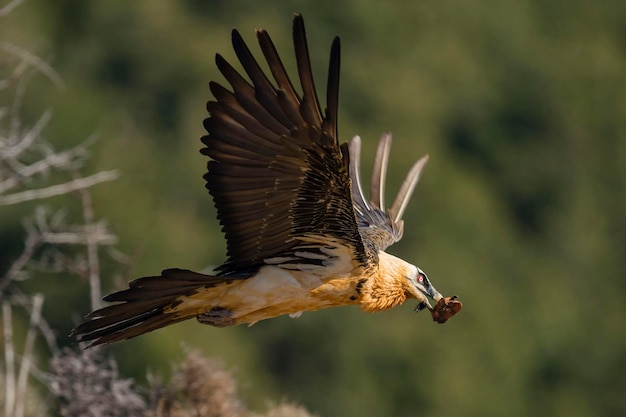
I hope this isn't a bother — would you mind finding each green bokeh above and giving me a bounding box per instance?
[2,0,625,416]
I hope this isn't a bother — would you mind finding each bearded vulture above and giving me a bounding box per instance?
[72,14,462,347]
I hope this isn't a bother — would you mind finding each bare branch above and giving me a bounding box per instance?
[3,301,16,417]
[1,14,127,416]
[10,292,59,356]
[6,68,27,141]
[0,170,119,205]
[30,206,117,245]
[76,178,103,310]
[14,294,44,417]
[0,109,52,163]
[0,232,40,293]
[0,0,24,18]
[1,119,103,197]
[40,227,118,245]
[0,43,65,91]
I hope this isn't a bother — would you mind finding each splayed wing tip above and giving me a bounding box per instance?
[389,153,430,223]
[370,133,393,210]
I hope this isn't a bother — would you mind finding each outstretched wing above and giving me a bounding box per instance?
[348,133,430,252]
[202,14,368,274]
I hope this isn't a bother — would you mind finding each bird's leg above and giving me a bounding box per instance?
[196,307,235,327]
[414,299,433,313]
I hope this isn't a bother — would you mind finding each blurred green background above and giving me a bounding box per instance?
[2,0,625,416]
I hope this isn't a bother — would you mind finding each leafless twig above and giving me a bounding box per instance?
[0,43,65,91]
[76,172,103,310]
[0,170,119,205]
[14,294,44,417]
[0,110,51,165]
[0,0,23,18]
[3,302,16,417]
[9,292,58,355]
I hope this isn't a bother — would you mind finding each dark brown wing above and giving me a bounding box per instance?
[202,14,367,274]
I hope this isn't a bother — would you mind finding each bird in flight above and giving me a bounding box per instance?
[73,14,462,347]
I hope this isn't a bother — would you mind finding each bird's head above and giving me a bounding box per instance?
[405,266,442,310]
[406,265,463,323]
[372,252,462,321]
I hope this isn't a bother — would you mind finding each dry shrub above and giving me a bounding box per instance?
[148,350,244,417]
[49,348,146,417]
[48,348,319,417]
[254,402,319,417]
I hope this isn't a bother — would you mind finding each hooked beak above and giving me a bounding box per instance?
[414,283,443,313]
[414,279,463,323]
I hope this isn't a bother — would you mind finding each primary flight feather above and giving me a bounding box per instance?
[72,14,462,347]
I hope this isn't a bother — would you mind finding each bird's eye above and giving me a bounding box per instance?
[417,273,425,284]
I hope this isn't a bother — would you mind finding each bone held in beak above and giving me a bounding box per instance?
[431,295,462,323]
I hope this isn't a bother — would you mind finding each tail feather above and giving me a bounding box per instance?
[71,268,241,347]
[75,308,180,347]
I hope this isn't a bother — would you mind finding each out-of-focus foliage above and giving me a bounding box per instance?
[1,0,625,416]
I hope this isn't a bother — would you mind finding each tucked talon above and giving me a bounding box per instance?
[197,307,235,327]
[415,302,427,312]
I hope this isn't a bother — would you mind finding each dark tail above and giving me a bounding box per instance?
[71,268,237,347]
